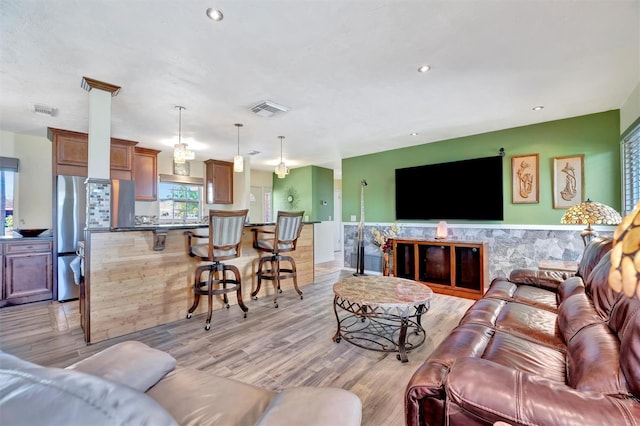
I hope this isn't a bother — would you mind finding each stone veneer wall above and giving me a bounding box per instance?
[343,223,615,281]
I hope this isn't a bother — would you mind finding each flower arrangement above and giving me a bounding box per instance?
[371,223,400,253]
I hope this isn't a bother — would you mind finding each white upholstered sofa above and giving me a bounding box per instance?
[0,340,362,425]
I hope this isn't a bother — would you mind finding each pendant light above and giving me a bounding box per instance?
[173,105,195,164]
[233,123,244,172]
[274,135,289,178]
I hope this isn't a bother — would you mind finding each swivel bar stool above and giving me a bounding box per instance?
[252,210,304,308]
[185,209,248,330]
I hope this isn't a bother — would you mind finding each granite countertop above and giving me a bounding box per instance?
[0,234,53,240]
[111,221,320,232]
[0,229,53,241]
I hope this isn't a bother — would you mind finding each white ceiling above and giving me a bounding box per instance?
[1,0,639,177]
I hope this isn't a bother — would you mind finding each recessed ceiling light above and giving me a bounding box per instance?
[418,65,431,73]
[410,132,418,136]
[532,105,544,111]
[206,8,223,21]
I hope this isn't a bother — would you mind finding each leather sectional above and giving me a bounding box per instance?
[405,237,640,425]
[1,340,362,425]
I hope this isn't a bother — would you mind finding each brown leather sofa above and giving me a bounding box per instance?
[405,237,640,425]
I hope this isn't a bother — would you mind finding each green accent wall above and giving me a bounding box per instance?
[342,110,621,224]
[273,165,334,221]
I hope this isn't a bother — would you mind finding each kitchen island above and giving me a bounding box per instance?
[81,223,315,343]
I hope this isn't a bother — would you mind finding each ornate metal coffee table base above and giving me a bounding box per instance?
[331,275,433,362]
[332,297,429,362]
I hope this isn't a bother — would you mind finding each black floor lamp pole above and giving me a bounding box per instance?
[353,179,367,276]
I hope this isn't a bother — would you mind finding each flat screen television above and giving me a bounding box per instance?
[395,156,504,221]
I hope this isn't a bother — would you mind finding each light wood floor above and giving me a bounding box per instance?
[0,254,473,426]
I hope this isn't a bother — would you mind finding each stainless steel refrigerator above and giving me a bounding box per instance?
[56,175,86,302]
[56,176,136,301]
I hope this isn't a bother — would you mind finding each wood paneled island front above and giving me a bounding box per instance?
[81,224,315,343]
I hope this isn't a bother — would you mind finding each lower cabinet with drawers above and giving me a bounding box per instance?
[0,238,53,307]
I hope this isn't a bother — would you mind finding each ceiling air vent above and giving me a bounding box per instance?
[32,103,58,117]
[250,100,289,117]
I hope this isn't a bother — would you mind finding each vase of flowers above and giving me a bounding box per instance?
[371,223,400,276]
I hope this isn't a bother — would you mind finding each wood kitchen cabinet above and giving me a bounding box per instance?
[48,127,138,178]
[134,147,160,201]
[1,239,53,307]
[204,159,233,204]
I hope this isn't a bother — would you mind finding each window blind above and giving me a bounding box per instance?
[0,157,19,172]
[622,123,640,215]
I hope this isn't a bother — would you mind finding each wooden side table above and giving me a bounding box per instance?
[538,259,579,273]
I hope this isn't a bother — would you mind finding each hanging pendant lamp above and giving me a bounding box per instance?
[233,123,244,172]
[173,105,195,164]
[274,136,289,178]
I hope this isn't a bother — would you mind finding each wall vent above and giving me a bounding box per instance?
[250,100,289,117]
[32,103,58,117]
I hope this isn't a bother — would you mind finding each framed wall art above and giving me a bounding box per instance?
[511,153,539,204]
[552,154,584,209]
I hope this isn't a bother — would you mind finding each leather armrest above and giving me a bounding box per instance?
[445,357,640,424]
[66,341,176,392]
[508,268,570,291]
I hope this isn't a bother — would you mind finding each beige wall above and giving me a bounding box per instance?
[0,130,52,229]
[621,81,640,134]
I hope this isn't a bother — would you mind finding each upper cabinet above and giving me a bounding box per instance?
[48,127,137,178]
[204,159,233,204]
[109,138,137,180]
[134,147,160,201]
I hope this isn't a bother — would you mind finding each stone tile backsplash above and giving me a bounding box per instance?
[343,223,614,280]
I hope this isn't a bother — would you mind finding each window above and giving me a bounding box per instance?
[0,157,18,236]
[158,182,202,222]
[622,122,640,215]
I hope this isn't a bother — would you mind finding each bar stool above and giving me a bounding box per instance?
[185,209,248,330]
[252,210,304,308]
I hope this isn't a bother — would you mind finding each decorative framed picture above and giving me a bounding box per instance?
[552,154,584,209]
[511,154,539,204]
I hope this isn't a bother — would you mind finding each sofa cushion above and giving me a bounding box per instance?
[557,292,604,343]
[557,276,586,303]
[481,330,566,382]
[608,295,640,397]
[575,236,613,281]
[66,340,176,393]
[256,387,362,426]
[508,268,569,290]
[566,322,629,395]
[586,252,621,319]
[423,323,566,383]
[460,298,564,351]
[484,279,558,312]
[0,362,177,425]
[147,367,276,425]
[444,357,640,426]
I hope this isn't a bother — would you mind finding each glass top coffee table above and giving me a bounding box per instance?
[332,275,433,362]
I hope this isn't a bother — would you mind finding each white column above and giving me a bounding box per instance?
[87,88,111,178]
[81,77,120,179]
